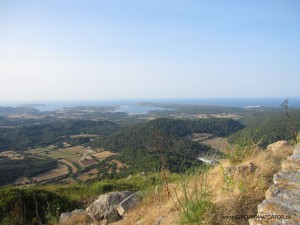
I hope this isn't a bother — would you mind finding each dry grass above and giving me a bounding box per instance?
[208,144,293,225]
[115,181,180,225]
[112,143,293,225]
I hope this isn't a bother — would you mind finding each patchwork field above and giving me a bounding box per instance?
[0,151,24,160]
[28,145,91,167]
[0,145,121,185]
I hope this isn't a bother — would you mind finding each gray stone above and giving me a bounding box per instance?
[115,192,141,216]
[104,209,121,223]
[59,212,71,224]
[86,191,135,222]
[249,143,300,225]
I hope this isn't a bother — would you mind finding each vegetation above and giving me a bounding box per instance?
[0,120,121,151]
[92,118,244,173]
[0,156,57,185]
[0,187,77,225]
[176,165,215,225]
[0,103,299,224]
[228,109,300,148]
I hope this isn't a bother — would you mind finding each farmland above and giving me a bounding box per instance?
[0,144,122,186]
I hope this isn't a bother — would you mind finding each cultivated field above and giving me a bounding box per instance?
[92,151,117,159]
[32,163,69,182]
[0,151,24,160]
[58,159,79,173]
[16,145,121,184]
[202,137,230,153]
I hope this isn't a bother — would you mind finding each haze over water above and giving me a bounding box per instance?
[1,98,300,113]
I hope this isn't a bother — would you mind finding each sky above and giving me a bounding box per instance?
[0,0,300,101]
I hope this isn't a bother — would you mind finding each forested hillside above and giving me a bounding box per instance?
[0,156,57,185]
[92,118,244,173]
[228,109,300,147]
[0,120,121,151]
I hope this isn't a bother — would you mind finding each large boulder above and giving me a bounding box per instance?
[86,191,141,223]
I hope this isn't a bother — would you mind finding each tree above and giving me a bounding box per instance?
[281,99,298,143]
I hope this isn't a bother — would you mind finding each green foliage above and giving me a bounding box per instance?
[0,156,57,185]
[176,166,215,225]
[226,144,255,164]
[0,120,121,151]
[92,118,244,173]
[40,172,180,203]
[228,109,300,148]
[0,187,77,225]
[220,166,235,192]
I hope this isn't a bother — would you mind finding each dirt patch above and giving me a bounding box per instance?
[80,159,97,166]
[59,146,88,154]
[32,163,68,182]
[70,134,100,138]
[92,151,117,159]
[202,137,230,153]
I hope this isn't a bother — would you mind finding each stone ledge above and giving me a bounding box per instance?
[249,143,300,225]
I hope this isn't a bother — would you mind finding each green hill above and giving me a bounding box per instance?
[92,118,244,173]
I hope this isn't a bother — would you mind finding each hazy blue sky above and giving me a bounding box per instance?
[0,0,299,101]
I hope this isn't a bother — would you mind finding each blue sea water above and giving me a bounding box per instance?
[1,98,300,114]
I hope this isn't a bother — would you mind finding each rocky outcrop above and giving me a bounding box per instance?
[59,191,141,225]
[86,191,141,224]
[249,143,300,225]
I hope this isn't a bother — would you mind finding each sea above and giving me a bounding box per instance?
[1,98,300,114]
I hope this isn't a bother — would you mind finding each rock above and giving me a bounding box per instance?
[225,162,256,176]
[266,140,288,153]
[86,191,140,223]
[249,143,300,225]
[104,209,121,223]
[59,212,71,224]
[59,209,93,225]
[282,154,300,170]
[153,216,166,225]
[115,192,141,216]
